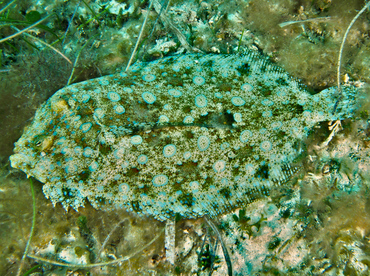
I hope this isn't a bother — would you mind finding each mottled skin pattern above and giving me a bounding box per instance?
[10,51,359,221]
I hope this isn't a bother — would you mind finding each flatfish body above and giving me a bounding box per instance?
[10,51,359,221]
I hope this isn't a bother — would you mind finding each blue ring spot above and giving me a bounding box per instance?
[158,115,169,123]
[81,94,90,103]
[189,181,200,192]
[271,121,282,130]
[152,174,169,187]
[114,148,124,159]
[241,83,253,91]
[221,142,229,150]
[172,64,180,72]
[303,110,312,117]
[213,160,226,173]
[123,87,133,93]
[298,99,306,105]
[240,130,252,143]
[121,160,129,169]
[215,92,223,98]
[262,111,272,117]
[56,137,66,145]
[233,113,242,122]
[65,164,77,174]
[245,164,255,175]
[80,122,92,133]
[137,154,148,164]
[83,147,94,157]
[108,91,121,102]
[168,89,182,97]
[261,99,274,106]
[195,94,207,108]
[142,92,156,104]
[131,135,143,145]
[259,128,267,134]
[142,74,156,82]
[183,115,194,124]
[231,96,246,106]
[74,146,83,154]
[119,183,129,193]
[193,76,205,85]
[99,79,109,85]
[94,108,105,119]
[260,140,272,152]
[163,144,176,158]
[183,151,191,159]
[197,135,210,151]
[89,161,99,172]
[114,105,125,114]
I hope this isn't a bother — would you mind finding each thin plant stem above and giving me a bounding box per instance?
[278,16,331,28]
[333,2,370,114]
[125,0,154,72]
[139,0,170,60]
[95,218,128,262]
[10,26,72,64]
[81,0,96,17]
[27,227,165,268]
[22,264,42,276]
[67,35,97,85]
[16,178,36,276]
[62,0,81,45]
[204,216,233,276]
[152,0,202,53]
[0,0,17,15]
[0,13,54,44]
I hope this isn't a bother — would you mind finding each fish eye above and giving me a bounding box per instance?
[33,135,45,149]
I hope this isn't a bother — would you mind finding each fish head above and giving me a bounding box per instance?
[10,100,56,182]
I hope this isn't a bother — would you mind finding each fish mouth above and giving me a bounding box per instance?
[10,150,49,183]
[10,152,33,175]
[10,136,40,178]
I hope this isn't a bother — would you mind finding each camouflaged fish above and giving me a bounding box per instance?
[10,51,359,221]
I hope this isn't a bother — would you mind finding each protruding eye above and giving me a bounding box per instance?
[33,135,54,151]
[33,136,45,149]
[35,140,43,147]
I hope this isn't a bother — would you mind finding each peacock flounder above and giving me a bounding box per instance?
[10,51,360,221]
